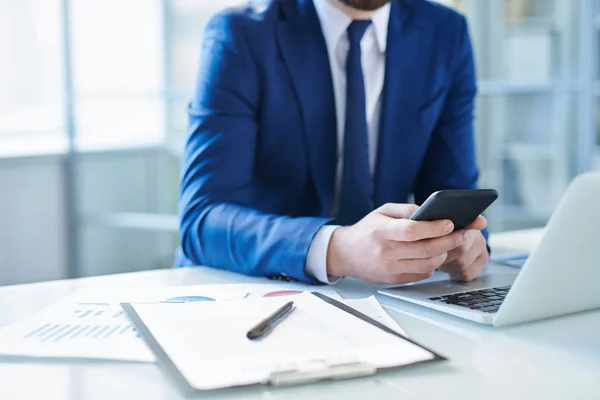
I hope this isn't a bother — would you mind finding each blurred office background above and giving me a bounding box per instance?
[0,0,599,286]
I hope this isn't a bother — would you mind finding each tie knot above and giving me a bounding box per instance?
[347,20,372,45]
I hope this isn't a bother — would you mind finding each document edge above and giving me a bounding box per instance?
[120,303,199,395]
[310,292,447,365]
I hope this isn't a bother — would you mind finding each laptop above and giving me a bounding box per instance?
[379,172,600,327]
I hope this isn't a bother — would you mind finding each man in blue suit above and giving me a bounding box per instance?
[178,0,489,285]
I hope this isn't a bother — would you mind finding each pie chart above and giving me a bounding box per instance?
[263,290,303,298]
[164,296,215,303]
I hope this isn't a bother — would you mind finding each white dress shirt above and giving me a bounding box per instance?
[306,0,391,284]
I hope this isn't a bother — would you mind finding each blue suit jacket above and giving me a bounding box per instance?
[177,0,485,283]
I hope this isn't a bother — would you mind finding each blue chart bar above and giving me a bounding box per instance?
[24,323,51,339]
[113,310,124,318]
[69,325,89,339]
[37,324,64,341]
[85,325,100,337]
[94,310,104,317]
[78,310,93,319]
[93,326,110,338]
[37,324,62,340]
[53,325,80,342]
[104,326,120,338]
[42,325,71,342]
[24,323,138,343]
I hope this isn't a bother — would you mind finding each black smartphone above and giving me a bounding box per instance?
[410,189,498,231]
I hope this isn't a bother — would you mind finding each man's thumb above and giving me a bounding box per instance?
[377,203,419,219]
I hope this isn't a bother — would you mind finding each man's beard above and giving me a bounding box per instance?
[337,0,393,11]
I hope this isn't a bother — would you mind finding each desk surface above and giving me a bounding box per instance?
[1,230,599,400]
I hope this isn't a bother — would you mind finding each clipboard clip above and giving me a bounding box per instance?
[268,361,377,387]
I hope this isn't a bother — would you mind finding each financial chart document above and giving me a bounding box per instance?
[0,300,153,362]
[0,283,341,363]
[0,284,251,362]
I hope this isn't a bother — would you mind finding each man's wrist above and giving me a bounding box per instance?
[326,226,349,278]
[305,225,342,284]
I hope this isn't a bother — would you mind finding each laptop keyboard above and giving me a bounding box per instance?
[428,286,512,313]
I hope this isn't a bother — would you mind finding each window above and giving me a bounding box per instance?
[1,0,599,280]
[70,0,165,150]
[438,0,586,231]
[0,0,66,156]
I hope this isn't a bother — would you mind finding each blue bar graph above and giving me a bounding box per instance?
[93,326,110,338]
[104,326,119,338]
[53,325,80,342]
[68,325,89,339]
[85,325,100,337]
[78,310,93,319]
[24,324,51,338]
[94,310,104,317]
[22,322,138,343]
[42,325,72,342]
[37,324,63,340]
[113,310,124,318]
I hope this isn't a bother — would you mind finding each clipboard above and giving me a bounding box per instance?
[122,292,445,394]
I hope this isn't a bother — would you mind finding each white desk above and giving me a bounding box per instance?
[488,228,544,253]
[1,230,599,400]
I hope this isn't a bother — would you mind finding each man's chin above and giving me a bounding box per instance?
[337,0,393,12]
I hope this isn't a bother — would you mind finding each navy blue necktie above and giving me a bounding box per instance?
[337,20,373,226]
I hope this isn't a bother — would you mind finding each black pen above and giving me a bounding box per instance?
[246,301,295,340]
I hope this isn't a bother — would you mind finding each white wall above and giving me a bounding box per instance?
[0,155,67,285]
[76,150,179,278]
[0,149,180,286]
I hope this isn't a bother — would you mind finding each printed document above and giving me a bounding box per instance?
[0,283,340,362]
[128,292,435,390]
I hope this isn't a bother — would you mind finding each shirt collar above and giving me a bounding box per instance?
[313,0,391,53]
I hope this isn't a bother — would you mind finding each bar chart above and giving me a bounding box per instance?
[24,323,140,343]
[73,307,125,319]
[0,284,254,362]
[22,302,139,344]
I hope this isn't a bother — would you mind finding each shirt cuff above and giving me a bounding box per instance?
[306,225,342,285]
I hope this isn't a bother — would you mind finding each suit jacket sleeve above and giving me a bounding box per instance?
[179,13,330,283]
[413,16,489,243]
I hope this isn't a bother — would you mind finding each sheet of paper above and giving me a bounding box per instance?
[0,284,249,363]
[344,296,407,336]
[0,283,341,363]
[130,292,435,391]
[0,300,154,362]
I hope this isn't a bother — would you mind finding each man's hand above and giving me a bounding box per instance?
[327,203,472,285]
[439,218,489,281]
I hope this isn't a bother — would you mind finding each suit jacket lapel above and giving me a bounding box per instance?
[375,0,429,206]
[276,0,337,217]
